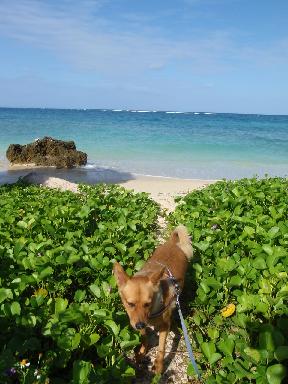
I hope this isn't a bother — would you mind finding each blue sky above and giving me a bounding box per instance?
[0,0,287,114]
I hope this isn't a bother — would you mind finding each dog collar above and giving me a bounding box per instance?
[145,261,181,319]
[148,292,176,319]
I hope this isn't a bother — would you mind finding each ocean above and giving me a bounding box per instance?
[0,108,287,180]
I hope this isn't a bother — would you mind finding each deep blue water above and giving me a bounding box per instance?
[0,108,287,179]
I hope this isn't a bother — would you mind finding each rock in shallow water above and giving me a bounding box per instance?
[6,136,87,168]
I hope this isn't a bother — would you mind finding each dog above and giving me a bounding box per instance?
[113,225,193,374]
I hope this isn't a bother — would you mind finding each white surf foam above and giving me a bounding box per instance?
[166,111,184,114]
[83,163,96,169]
[130,110,151,113]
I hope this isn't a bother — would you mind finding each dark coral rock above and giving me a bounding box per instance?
[6,137,87,168]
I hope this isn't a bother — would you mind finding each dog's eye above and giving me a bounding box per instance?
[144,302,151,308]
[127,302,135,308]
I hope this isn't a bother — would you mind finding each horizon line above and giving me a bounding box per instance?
[0,106,287,117]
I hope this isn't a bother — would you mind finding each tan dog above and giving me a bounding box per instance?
[113,225,193,374]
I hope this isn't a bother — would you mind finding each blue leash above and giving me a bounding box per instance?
[156,262,202,380]
[175,294,202,380]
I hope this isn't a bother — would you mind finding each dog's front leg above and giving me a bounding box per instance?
[135,329,148,361]
[152,323,169,374]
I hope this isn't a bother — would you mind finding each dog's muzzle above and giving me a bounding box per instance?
[135,322,146,330]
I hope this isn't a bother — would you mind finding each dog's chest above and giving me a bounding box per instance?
[148,279,176,323]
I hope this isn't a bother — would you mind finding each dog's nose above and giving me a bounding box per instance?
[135,322,146,330]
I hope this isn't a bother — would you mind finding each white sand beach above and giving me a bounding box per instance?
[119,175,215,211]
[0,165,216,211]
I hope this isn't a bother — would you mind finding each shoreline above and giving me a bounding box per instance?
[0,165,217,211]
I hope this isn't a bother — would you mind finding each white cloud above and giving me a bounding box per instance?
[0,0,237,75]
[0,0,287,81]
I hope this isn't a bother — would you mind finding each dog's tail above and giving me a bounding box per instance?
[170,225,193,260]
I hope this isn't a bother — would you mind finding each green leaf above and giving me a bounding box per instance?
[253,256,267,270]
[78,205,91,218]
[243,347,261,363]
[17,220,28,229]
[205,277,222,289]
[266,364,287,384]
[74,290,86,302]
[233,359,253,379]
[274,346,288,362]
[268,226,280,238]
[92,309,108,318]
[55,297,68,314]
[209,352,222,365]
[104,319,119,336]
[263,245,274,256]
[89,333,100,345]
[81,244,89,254]
[259,278,272,294]
[232,187,241,198]
[187,362,201,377]
[116,242,127,253]
[10,301,21,316]
[267,254,279,269]
[0,288,13,303]
[128,222,137,231]
[134,260,145,271]
[193,263,202,273]
[255,301,270,314]
[217,337,235,356]
[243,226,255,237]
[120,338,140,350]
[55,255,67,264]
[208,327,219,340]
[151,373,162,384]
[277,285,288,298]
[259,329,276,352]
[229,275,242,286]
[39,266,54,280]
[67,254,81,264]
[57,328,81,350]
[89,284,101,298]
[201,341,216,360]
[194,241,210,252]
[14,238,27,257]
[73,360,92,384]
[122,366,136,378]
[217,258,235,272]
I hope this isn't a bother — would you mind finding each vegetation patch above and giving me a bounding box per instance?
[0,183,160,383]
[169,177,288,383]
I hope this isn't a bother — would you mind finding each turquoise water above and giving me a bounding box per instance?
[0,108,287,180]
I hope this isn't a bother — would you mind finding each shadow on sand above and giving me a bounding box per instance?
[0,165,136,186]
[127,323,183,384]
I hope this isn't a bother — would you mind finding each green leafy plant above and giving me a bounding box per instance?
[0,183,160,383]
[169,177,288,383]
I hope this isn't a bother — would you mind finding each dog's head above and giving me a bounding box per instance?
[113,262,164,332]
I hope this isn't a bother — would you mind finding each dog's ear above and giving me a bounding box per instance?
[150,267,165,285]
[113,262,129,288]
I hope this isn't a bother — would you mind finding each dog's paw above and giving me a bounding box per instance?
[152,358,164,374]
[135,343,148,361]
[135,351,148,364]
